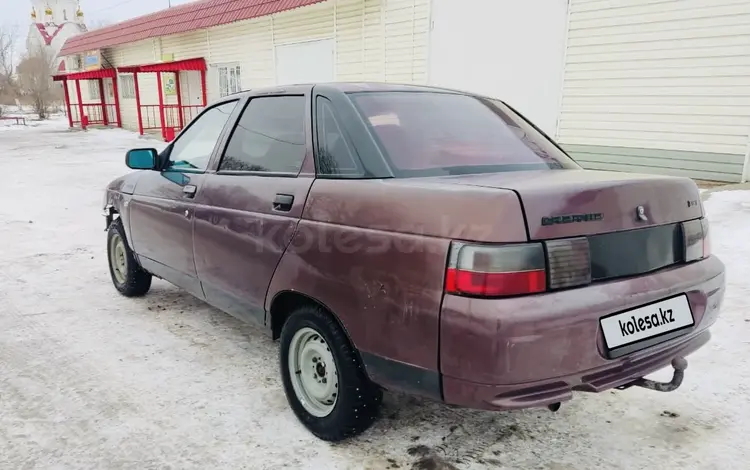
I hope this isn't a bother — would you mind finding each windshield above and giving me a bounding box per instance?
[349,91,580,177]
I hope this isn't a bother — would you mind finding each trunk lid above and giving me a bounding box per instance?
[433,170,703,240]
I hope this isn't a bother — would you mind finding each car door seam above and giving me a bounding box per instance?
[262,178,317,325]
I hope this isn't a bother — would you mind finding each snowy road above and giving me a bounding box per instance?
[0,118,748,470]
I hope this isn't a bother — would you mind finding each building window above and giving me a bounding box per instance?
[218,64,242,97]
[119,74,136,99]
[88,81,101,100]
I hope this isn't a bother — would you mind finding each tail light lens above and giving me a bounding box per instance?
[545,237,591,289]
[703,222,711,258]
[446,219,705,298]
[682,218,710,262]
[445,242,546,297]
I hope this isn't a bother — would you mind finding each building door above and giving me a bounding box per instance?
[181,71,204,107]
[104,78,117,124]
[178,70,205,125]
[275,39,334,85]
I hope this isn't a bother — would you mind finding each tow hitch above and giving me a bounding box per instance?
[617,357,688,393]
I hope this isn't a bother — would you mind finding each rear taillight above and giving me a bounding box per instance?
[445,242,546,297]
[682,218,710,262]
[545,237,591,289]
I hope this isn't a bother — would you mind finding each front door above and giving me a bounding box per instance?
[193,93,313,325]
[128,100,239,298]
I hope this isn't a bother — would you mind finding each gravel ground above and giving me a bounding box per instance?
[0,118,748,470]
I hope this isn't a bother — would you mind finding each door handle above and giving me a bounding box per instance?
[273,194,294,212]
[183,184,197,198]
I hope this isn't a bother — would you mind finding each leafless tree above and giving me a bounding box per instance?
[0,25,18,115]
[17,46,59,119]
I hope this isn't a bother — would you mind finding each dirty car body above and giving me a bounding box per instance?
[103,82,725,440]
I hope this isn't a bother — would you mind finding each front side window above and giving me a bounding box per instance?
[218,64,242,97]
[168,101,237,171]
[349,92,580,177]
[219,96,306,174]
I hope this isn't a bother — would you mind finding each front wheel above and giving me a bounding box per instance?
[107,218,152,297]
[280,305,382,441]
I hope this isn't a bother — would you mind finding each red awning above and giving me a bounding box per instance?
[117,58,207,74]
[53,68,118,81]
[59,0,325,56]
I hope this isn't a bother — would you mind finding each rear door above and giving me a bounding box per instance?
[128,100,238,298]
[193,90,314,325]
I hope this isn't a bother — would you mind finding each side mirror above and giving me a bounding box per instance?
[125,148,158,170]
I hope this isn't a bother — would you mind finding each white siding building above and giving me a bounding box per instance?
[558,0,750,183]
[55,0,750,182]
[56,0,567,138]
[56,0,433,136]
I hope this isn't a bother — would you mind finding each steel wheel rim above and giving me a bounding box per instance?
[288,327,339,418]
[109,234,127,284]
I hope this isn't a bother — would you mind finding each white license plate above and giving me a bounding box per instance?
[600,294,694,350]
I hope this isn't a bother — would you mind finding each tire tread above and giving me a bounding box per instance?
[107,218,152,297]
[280,305,382,442]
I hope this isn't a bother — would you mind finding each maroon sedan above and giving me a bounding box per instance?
[103,83,725,442]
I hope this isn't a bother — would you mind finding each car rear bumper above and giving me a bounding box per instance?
[439,255,725,411]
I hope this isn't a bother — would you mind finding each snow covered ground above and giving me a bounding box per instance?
[0,118,748,470]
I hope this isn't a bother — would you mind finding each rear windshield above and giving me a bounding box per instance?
[349,91,579,177]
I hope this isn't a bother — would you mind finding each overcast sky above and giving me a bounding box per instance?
[4,0,199,52]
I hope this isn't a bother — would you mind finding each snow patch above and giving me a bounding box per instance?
[0,118,747,469]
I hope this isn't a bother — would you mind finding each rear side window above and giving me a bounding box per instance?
[219,96,306,173]
[349,92,579,177]
[315,97,360,176]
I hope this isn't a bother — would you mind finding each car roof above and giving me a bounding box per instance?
[213,82,472,104]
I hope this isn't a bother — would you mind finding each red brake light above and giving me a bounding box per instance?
[445,242,546,297]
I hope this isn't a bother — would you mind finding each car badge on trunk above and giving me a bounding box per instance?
[636,205,648,222]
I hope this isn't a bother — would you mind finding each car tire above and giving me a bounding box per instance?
[280,305,383,442]
[107,218,152,297]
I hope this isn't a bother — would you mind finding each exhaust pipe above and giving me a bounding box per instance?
[626,357,688,393]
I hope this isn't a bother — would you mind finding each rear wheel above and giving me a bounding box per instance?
[280,305,382,441]
[107,218,152,297]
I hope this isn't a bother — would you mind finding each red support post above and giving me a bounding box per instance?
[133,72,144,135]
[98,78,108,126]
[200,68,208,107]
[175,71,184,130]
[75,79,86,130]
[111,77,122,128]
[62,80,73,128]
[156,72,167,141]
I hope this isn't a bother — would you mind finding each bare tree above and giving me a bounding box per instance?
[0,25,18,116]
[17,46,59,119]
